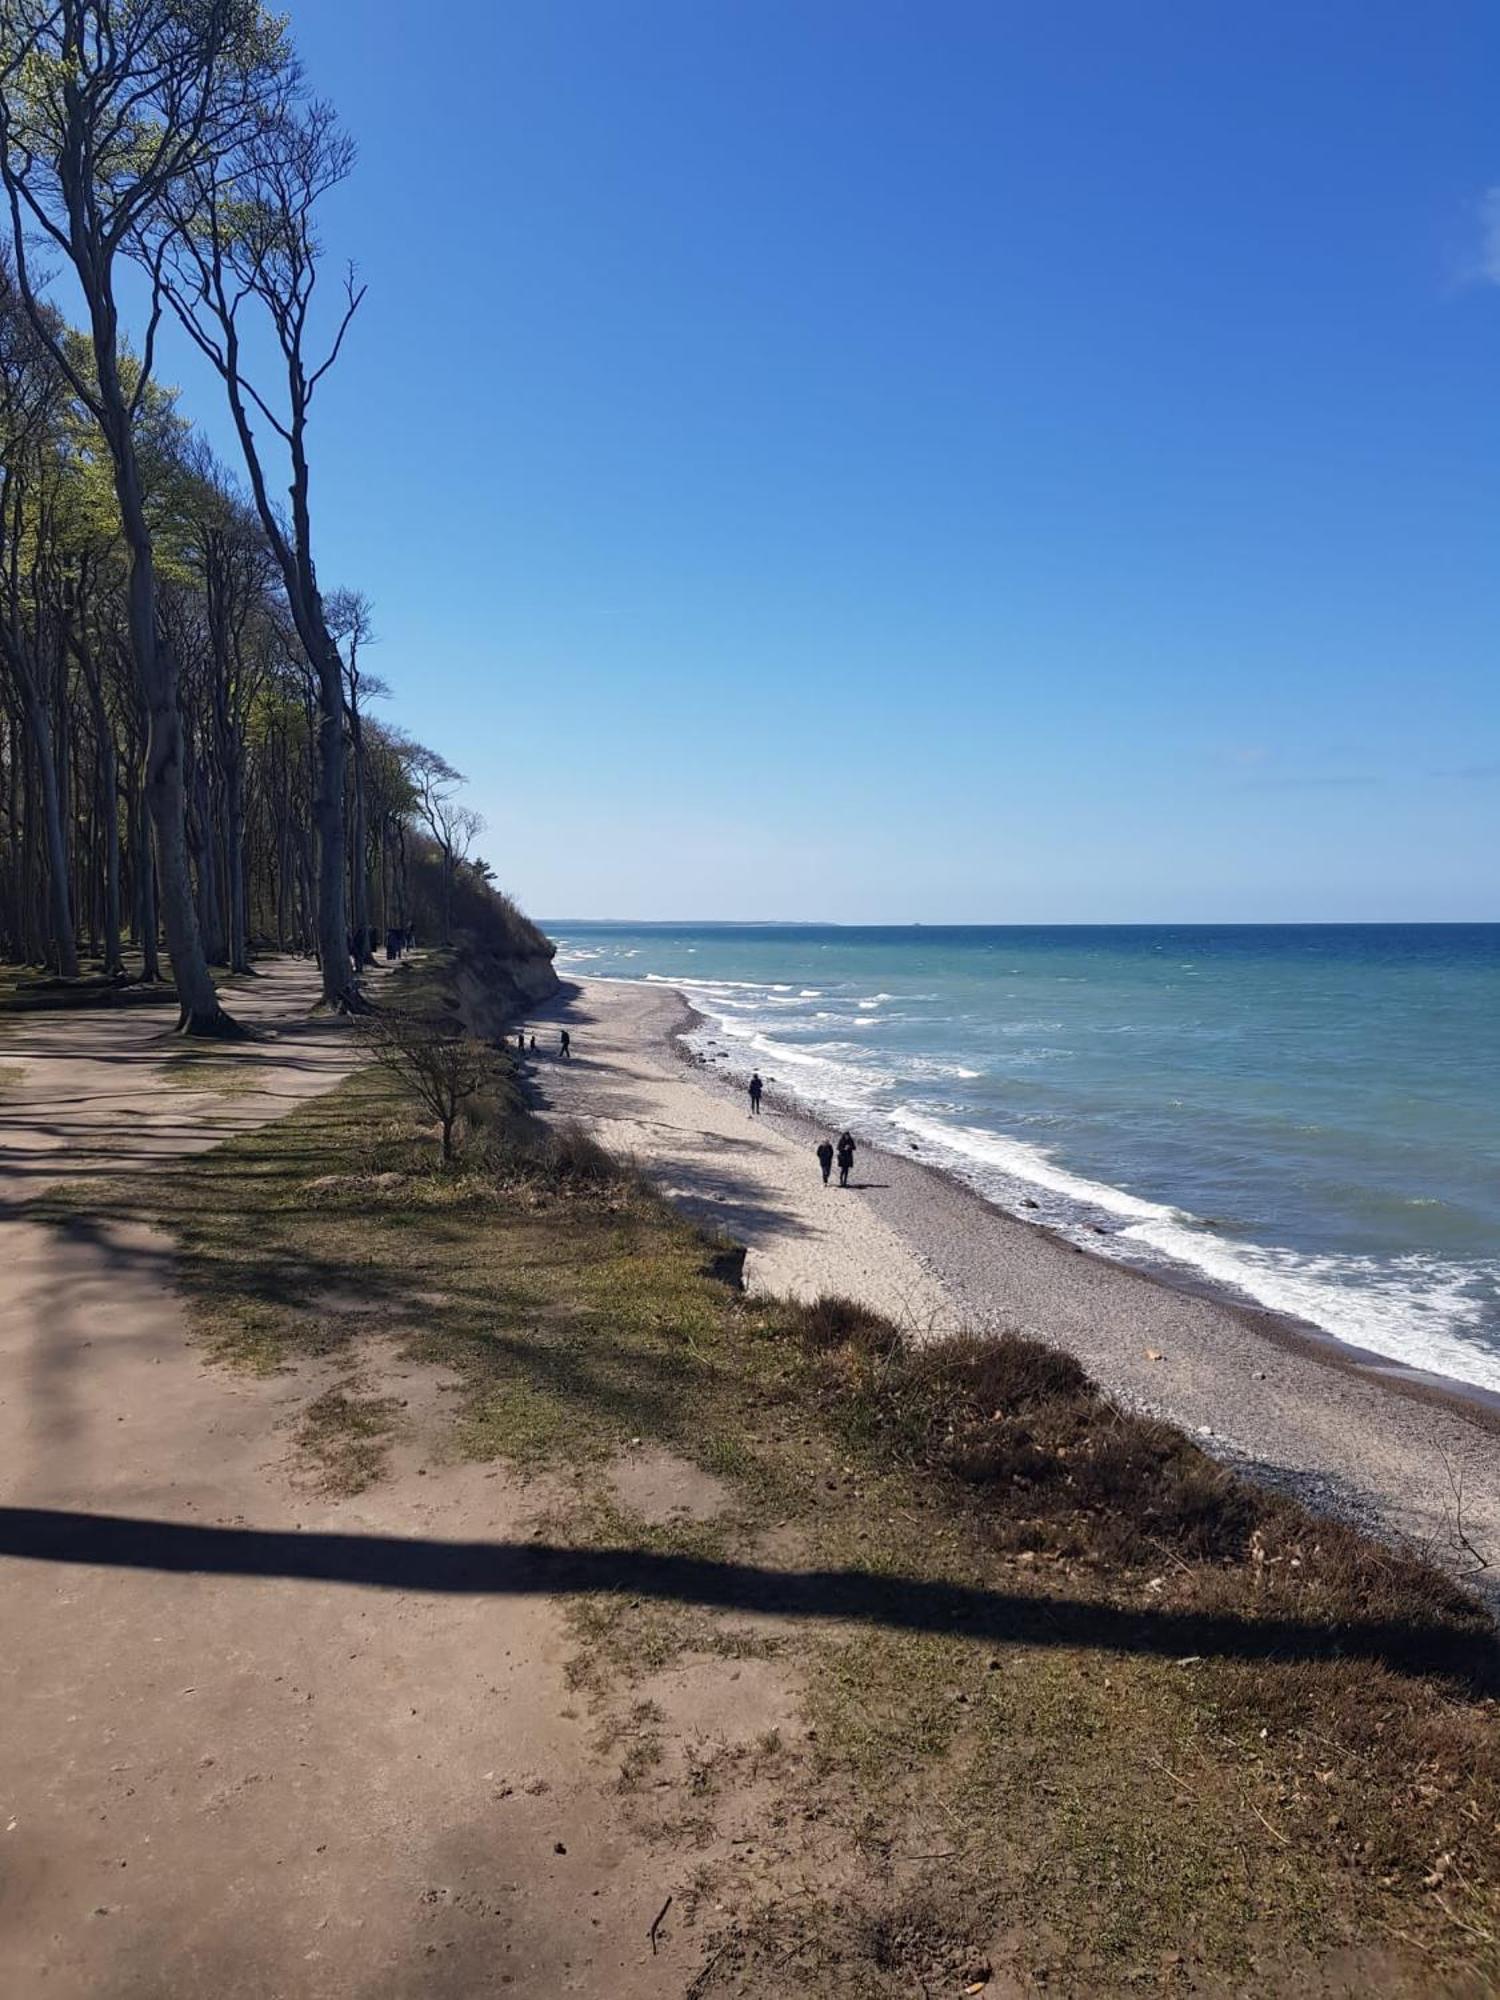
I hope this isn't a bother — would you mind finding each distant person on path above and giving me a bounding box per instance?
[836,1130,856,1187]
[816,1139,834,1185]
[559,1029,572,1059]
[529,1035,537,1051]
[517,1030,526,1051]
[748,1072,764,1116]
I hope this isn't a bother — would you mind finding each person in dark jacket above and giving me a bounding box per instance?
[816,1139,834,1185]
[748,1072,764,1116]
[836,1130,856,1187]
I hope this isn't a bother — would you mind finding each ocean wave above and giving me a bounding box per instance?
[644,973,788,992]
[1114,1216,1500,1396]
[886,1111,1500,1395]
[888,1109,1175,1223]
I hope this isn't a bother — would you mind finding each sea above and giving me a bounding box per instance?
[549,923,1500,1397]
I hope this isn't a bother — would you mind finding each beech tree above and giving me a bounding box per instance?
[158,94,366,1010]
[0,7,532,1001]
[0,0,288,1030]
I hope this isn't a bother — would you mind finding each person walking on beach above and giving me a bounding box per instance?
[559,1029,572,1059]
[836,1130,856,1187]
[816,1139,834,1185]
[748,1072,764,1116]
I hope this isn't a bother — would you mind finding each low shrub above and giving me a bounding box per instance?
[784,1306,1498,1662]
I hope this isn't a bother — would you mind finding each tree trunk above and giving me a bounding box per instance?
[347,708,371,966]
[312,650,354,1006]
[136,774,161,984]
[97,730,122,976]
[22,697,78,978]
[75,250,235,1033]
[189,747,226,965]
[225,747,251,974]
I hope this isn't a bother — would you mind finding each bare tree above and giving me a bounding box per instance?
[407,741,482,946]
[156,95,366,1011]
[0,0,285,1030]
[362,1008,493,1165]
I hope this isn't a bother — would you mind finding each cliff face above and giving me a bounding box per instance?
[452,933,560,1036]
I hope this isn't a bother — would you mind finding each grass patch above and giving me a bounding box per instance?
[158,1042,262,1097]
[297,1384,403,1493]
[40,950,1500,1995]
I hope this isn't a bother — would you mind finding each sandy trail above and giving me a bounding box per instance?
[527,977,1500,1603]
[0,962,685,1998]
[522,980,954,1330]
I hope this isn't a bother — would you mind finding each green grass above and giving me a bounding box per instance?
[157,1042,263,1097]
[32,966,1500,1996]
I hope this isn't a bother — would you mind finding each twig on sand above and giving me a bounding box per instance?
[649,1894,673,1954]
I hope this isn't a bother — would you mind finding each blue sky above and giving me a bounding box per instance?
[158,1,1499,920]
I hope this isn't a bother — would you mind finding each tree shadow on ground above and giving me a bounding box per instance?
[3,1506,1495,1693]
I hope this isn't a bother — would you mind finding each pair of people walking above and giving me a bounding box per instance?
[816,1131,856,1187]
[744,1072,854,1188]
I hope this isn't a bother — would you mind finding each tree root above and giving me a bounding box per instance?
[175,1004,253,1040]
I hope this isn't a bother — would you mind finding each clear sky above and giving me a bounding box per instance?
[158,0,1499,921]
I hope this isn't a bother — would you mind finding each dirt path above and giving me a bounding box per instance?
[0,963,703,1997]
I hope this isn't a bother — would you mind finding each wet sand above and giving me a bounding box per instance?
[525,976,1500,1603]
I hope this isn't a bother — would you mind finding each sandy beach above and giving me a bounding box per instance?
[526,974,1500,1601]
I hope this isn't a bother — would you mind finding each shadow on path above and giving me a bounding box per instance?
[3,1506,1495,1693]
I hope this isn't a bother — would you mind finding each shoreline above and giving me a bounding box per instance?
[525,976,1500,1596]
[667,993,1500,1433]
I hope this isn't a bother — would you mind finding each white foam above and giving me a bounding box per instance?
[886,1111,1500,1395]
[889,1109,1175,1223]
[1116,1216,1500,1396]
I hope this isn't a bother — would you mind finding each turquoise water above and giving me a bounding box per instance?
[550,924,1500,1393]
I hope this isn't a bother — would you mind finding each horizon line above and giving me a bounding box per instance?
[538,916,1500,930]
